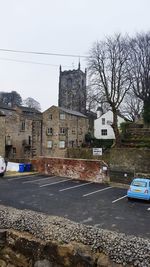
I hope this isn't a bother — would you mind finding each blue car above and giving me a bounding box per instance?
[127,178,150,201]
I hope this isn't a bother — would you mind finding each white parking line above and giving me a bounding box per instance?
[40,178,73,188]
[59,181,93,192]
[23,176,57,184]
[8,175,35,181]
[112,195,127,203]
[83,186,112,197]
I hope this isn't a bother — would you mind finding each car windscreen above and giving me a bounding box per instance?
[132,181,147,187]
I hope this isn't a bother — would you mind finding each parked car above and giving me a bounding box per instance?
[127,178,150,201]
[0,156,6,177]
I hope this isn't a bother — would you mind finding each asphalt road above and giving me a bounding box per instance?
[0,174,149,239]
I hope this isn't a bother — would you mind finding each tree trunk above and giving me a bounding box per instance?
[143,98,150,126]
[111,109,122,147]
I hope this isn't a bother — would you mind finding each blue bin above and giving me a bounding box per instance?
[25,163,31,172]
[19,163,25,172]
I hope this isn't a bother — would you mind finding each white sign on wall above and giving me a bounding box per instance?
[93,148,102,156]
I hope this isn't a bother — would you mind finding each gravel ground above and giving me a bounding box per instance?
[0,205,150,266]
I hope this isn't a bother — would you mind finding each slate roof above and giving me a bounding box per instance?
[58,106,87,118]
[0,102,15,111]
[17,105,42,114]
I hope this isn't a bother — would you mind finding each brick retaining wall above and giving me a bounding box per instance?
[32,157,109,183]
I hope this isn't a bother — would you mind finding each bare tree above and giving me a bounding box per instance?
[88,34,131,146]
[86,84,110,113]
[23,97,41,111]
[129,32,150,124]
[120,91,143,121]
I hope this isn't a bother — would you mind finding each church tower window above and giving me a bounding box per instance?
[67,78,72,88]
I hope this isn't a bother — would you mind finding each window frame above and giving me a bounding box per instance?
[60,113,66,120]
[20,120,25,131]
[47,140,53,148]
[101,129,107,136]
[60,127,66,135]
[47,127,53,135]
[102,118,105,125]
[48,113,53,120]
[59,141,65,149]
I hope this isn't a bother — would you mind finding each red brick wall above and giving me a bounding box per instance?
[32,157,109,183]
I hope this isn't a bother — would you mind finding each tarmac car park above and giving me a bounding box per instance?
[0,173,150,239]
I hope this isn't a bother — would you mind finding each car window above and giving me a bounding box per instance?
[132,181,147,187]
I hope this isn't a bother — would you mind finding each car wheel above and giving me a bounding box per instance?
[127,197,132,201]
[0,172,4,177]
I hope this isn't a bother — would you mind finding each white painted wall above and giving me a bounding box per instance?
[94,110,125,139]
[6,162,20,172]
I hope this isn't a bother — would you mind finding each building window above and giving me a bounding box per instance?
[13,147,16,154]
[79,128,83,135]
[72,127,76,134]
[60,127,66,134]
[59,141,65,148]
[69,140,74,147]
[21,120,25,131]
[101,129,107,136]
[49,114,52,120]
[67,78,72,88]
[47,141,52,148]
[47,128,53,135]
[102,118,105,125]
[28,136,31,145]
[60,113,66,120]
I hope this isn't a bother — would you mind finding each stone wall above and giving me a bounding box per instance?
[109,148,150,183]
[32,157,109,183]
[0,205,150,267]
[63,147,150,184]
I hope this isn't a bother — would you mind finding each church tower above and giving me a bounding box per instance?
[58,63,86,114]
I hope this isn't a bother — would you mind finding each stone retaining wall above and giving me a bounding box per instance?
[0,205,149,267]
[110,148,150,176]
[32,157,109,183]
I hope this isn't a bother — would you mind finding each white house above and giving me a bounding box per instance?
[94,110,125,139]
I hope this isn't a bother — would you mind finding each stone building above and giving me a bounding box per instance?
[0,103,42,160]
[0,103,15,158]
[13,106,42,159]
[58,63,87,115]
[0,102,89,160]
[42,105,89,157]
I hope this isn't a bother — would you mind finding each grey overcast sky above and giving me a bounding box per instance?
[0,0,149,111]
